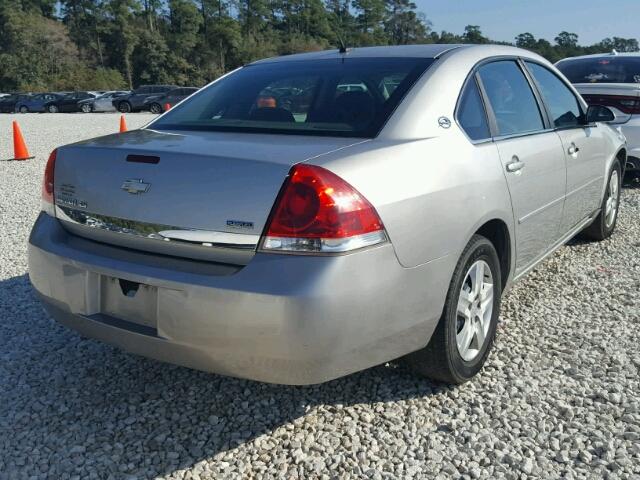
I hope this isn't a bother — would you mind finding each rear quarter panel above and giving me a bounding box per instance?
[313,130,515,273]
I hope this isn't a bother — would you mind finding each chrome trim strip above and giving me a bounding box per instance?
[518,195,565,224]
[564,175,604,200]
[55,205,259,250]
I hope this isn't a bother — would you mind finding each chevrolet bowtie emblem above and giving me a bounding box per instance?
[121,179,150,194]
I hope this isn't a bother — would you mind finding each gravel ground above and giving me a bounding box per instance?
[1,113,639,480]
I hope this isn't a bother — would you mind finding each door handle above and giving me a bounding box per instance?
[568,143,580,155]
[506,157,525,173]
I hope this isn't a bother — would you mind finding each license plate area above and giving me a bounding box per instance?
[100,276,158,328]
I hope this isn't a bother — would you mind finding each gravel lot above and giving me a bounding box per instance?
[1,113,639,480]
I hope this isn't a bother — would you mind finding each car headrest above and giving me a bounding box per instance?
[333,91,376,129]
[249,107,295,123]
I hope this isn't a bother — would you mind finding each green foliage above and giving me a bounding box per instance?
[0,1,637,92]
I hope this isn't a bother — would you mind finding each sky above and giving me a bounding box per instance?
[414,0,640,45]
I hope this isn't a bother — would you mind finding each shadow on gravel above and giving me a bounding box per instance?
[0,274,447,478]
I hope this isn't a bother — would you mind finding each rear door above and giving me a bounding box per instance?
[96,94,112,111]
[60,93,77,112]
[525,61,606,233]
[478,60,567,274]
[131,87,150,108]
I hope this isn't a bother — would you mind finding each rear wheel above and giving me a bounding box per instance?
[19,105,28,113]
[47,104,59,113]
[149,103,162,114]
[406,234,502,384]
[582,160,621,241]
[81,103,92,113]
[118,101,132,113]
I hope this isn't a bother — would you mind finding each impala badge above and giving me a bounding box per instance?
[121,179,150,195]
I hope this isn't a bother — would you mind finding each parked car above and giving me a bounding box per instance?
[0,94,31,113]
[143,87,199,113]
[113,85,178,113]
[16,93,61,113]
[78,91,130,113]
[44,91,97,113]
[29,45,625,386]
[556,51,640,178]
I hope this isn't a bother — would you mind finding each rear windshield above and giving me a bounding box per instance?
[151,57,434,137]
[557,56,640,84]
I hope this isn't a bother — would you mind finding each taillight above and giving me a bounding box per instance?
[262,164,387,253]
[582,94,640,115]
[42,149,57,214]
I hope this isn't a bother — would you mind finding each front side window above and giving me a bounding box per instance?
[457,77,490,141]
[478,60,545,136]
[526,62,583,128]
[556,56,640,84]
[152,57,434,138]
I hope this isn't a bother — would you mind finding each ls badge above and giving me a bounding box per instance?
[121,179,151,195]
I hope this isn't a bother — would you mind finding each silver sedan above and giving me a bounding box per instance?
[29,45,626,385]
[78,91,130,113]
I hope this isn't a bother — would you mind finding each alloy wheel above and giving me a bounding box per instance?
[604,170,619,229]
[456,260,494,362]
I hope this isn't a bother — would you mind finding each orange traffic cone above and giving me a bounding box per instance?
[164,103,171,111]
[4,121,34,161]
[119,115,127,133]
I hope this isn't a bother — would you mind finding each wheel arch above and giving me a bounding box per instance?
[598,146,627,201]
[474,218,512,291]
[615,147,627,177]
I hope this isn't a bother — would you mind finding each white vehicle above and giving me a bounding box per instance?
[78,91,131,113]
[556,52,640,178]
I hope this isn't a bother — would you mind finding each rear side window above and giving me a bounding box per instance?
[525,62,583,128]
[151,57,434,138]
[557,56,640,84]
[457,78,490,141]
[478,61,544,136]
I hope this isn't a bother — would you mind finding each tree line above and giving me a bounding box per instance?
[0,0,638,92]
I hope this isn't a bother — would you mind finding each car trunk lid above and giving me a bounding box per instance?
[53,129,367,265]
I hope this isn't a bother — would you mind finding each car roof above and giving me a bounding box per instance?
[558,51,640,63]
[250,44,467,65]
[248,44,554,66]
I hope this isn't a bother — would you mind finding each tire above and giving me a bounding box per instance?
[19,106,28,113]
[47,104,59,113]
[582,160,622,241]
[149,103,162,114]
[118,101,132,113]
[81,103,92,113]
[406,234,502,384]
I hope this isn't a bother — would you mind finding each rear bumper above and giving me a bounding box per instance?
[619,116,640,169]
[28,213,451,384]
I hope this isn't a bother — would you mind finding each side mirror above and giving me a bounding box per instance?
[586,105,615,123]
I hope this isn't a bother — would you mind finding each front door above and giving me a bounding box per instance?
[523,61,607,233]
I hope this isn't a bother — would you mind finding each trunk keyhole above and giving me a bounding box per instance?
[118,279,140,297]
